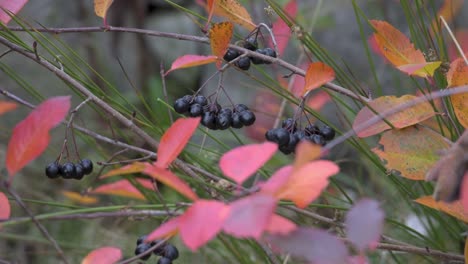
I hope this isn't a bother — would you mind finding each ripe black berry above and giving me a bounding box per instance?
[60,162,76,179]
[293,130,307,141]
[279,134,298,154]
[45,162,61,179]
[305,124,319,136]
[263,47,277,60]
[231,112,243,128]
[173,98,190,114]
[162,244,179,260]
[135,243,152,261]
[181,95,193,103]
[266,128,290,146]
[235,57,251,70]
[80,159,93,175]
[309,134,326,146]
[234,104,249,112]
[219,108,232,116]
[282,118,297,132]
[157,257,172,264]
[201,111,217,129]
[239,110,255,126]
[74,164,85,180]
[194,95,208,106]
[137,235,147,245]
[189,103,204,117]
[251,49,268,64]
[152,239,167,255]
[223,48,240,62]
[216,113,232,130]
[243,36,257,51]
[320,125,335,140]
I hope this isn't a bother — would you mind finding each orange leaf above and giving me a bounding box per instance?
[353,95,436,138]
[155,117,200,168]
[260,165,293,195]
[0,0,28,24]
[448,30,468,61]
[6,96,71,179]
[61,191,98,205]
[165,55,217,75]
[82,247,122,264]
[94,0,114,24]
[302,62,335,96]
[447,58,468,128]
[0,101,17,116]
[90,179,154,200]
[209,22,233,68]
[265,214,297,235]
[143,165,198,201]
[146,216,182,242]
[306,91,331,111]
[0,192,10,221]
[415,195,468,223]
[293,141,322,170]
[100,162,147,179]
[432,0,464,33]
[370,20,440,77]
[372,126,451,180]
[210,0,256,31]
[276,160,339,208]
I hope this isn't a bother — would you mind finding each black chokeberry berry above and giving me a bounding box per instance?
[173,98,190,114]
[137,235,148,246]
[80,159,93,175]
[219,108,232,116]
[189,103,204,117]
[45,162,61,179]
[320,125,335,140]
[74,164,85,180]
[152,239,167,255]
[201,111,217,129]
[162,244,179,260]
[223,48,240,62]
[235,57,251,71]
[194,95,208,106]
[305,124,320,136]
[181,95,193,103]
[282,118,297,132]
[135,243,152,261]
[293,130,307,141]
[263,47,277,60]
[216,113,232,130]
[250,48,268,65]
[157,257,172,264]
[231,112,243,128]
[60,162,76,179]
[309,134,326,146]
[266,128,290,146]
[239,110,255,126]
[243,36,258,51]
[234,104,249,112]
[279,134,298,154]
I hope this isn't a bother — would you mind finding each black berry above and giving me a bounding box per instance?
[223,48,240,62]
[60,162,76,179]
[80,159,93,175]
[189,103,204,117]
[263,47,277,60]
[152,239,167,255]
[45,162,61,179]
[74,164,85,180]
[320,125,335,140]
[162,244,179,260]
[219,108,232,116]
[135,243,152,261]
[234,104,249,112]
[216,113,232,130]
[173,98,190,114]
[239,110,256,126]
[279,134,298,154]
[137,235,148,246]
[251,49,268,64]
[293,130,307,141]
[201,111,217,129]
[309,134,326,146]
[243,36,258,51]
[181,95,193,103]
[305,124,320,136]
[157,257,172,264]
[282,118,297,132]
[194,95,208,106]
[235,57,251,71]
[266,128,290,146]
[231,112,243,128]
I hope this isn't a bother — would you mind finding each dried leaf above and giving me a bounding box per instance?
[373,126,451,180]
[446,57,468,128]
[210,0,256,30]
[209,22,233,68]
[100,162,147,179]
[415,195,468,223]
[353,95,436,138]
[165,55,217,75]
[61,191,98,205]
[94,0,114,25]
[303,62,335,96]
[82,247,122,264]
[0,0,28,24]
[0,101,17,116]
[143,165,198,201]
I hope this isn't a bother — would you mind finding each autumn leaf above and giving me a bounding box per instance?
[302,62,335,96]
[431,0,464,35]
[448,30,468,61]
[415,195,468,223]
[245,90,281,142]
[165,55,217,75]
[0,192,10,221]
[461,173,468,212]
[90,179,154,200]
[209,22,233,68]
[209,0,256,30]
[155,117,200,168]
[0,101,17,116]
[0,0,28,24]
[270,0,297,56]
[306,91,331,111]
[223,193,277,239]
[293,141,322,170]
[353,95,436,138]
[446,57,468,128]
[6,96,71,180]
[370,20,441,78]
[345,199,384,251]
[146,216,182,242]
[265,214,297,235]
[373,126,451,180]
[82,247,122,264]
[143,165,198,201]
[219,142,278,185]
[94,0,114,26]
[61,191,99,205]
[100,162,147,179]
[259,165,293,195]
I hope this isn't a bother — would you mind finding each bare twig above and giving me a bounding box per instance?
[440,16,468,65]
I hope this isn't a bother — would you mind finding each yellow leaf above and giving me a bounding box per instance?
[415,195,468,223]
[94,0,114,19]
[447,58,468,128]
[211,0,256,31]
[209,22,233,68]
[62,191,98,205]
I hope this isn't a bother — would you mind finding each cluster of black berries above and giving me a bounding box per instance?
[135,235,179,263]
[174,95,256,130]
[223,36,277,71]
[266,118,336,154]
[45,159,93,180]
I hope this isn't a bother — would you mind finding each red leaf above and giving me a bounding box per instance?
[209,22,233,68]
[155,117,200,168]
[223,193,277,239]
[143,165,198,201]
[345,199,384,251]
[82,247,122,264]
[265,214,297,235]
[462,172,468,212]
[179,200,228,251]
[259,165,292,194]
[90,179,154,200]
[270,0,297,56]
[0,192,10,221]
[302,62,335,96]
[146,216,182,242]
[0,0,28,24]
[276,160,339,208]
[265,227,349,264]
[0,101,17,116]
[6,96,71,179]
[306,91,331,111]
[165,55,217,75]
[219,142,278,184]
[100,162,147,179]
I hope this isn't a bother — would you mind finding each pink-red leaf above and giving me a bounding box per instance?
[146,216,182,242]
[6,96,71,179]
[223,193,277,239]
[345,199,384,251]
[462,172,468,213]
[90,179,154,200]
[0,0,27,24]
[219,142,278,184]
[143,165,198,201]
[0,192,10,221]
[82,247,122,264]
[155,117,200,168]
[209,22,233,68]
[270,0,297,56]
[265,214,297,235]
[0,101,17,116]
[165,55,217,75]
[259,165,293,194]
[179,200,228,251]
[302,62,335,96]
[100,162,147,179]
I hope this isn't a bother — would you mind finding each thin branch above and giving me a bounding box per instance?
[440,16,468,65]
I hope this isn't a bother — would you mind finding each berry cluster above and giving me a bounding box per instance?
[135,235,179,263]
[45,159,93,180]
[223,36,277,71]
[174,95,256,130]
[265,118,336,154]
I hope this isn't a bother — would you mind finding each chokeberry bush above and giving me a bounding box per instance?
[0,1,468,263]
